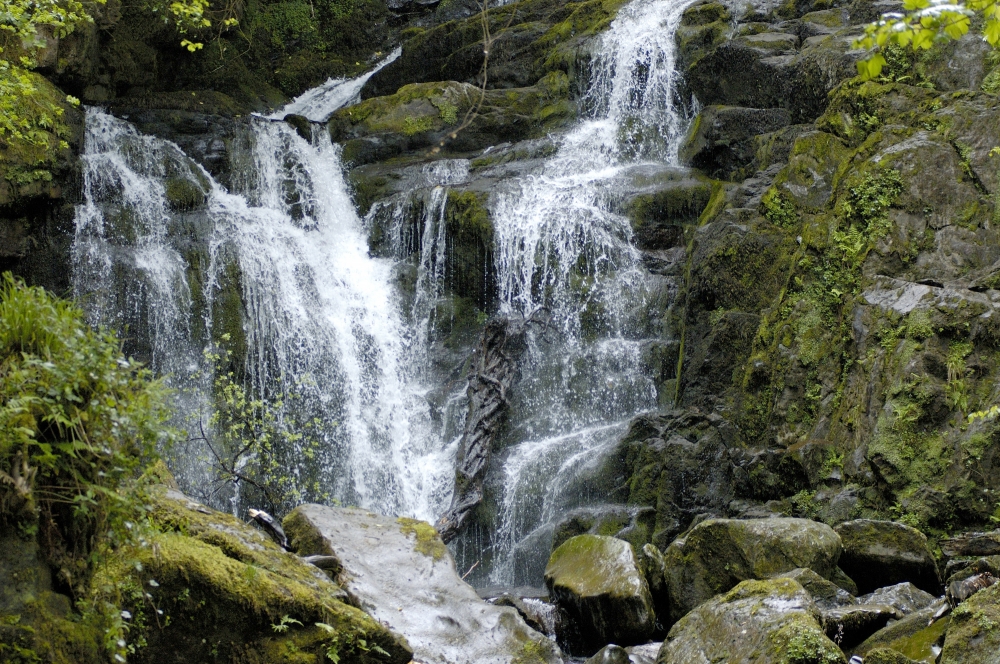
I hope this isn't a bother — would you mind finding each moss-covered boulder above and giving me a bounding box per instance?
[657,577,846,664]
[853,600,950,663]
[284,504,562,664]
[97,488,412,664]
[774,567,856,611]
[835,520,941,595]
[330,77,573,166]
[544,534,655,655]
[859,583,937,616]
[940,581,1000,663]
[662,517,845,624]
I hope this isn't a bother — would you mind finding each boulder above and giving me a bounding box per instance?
[94,489,412,664]
[774,567,856,611]
[657,577,846,663]
[864,649,921,664]
[544,534,655,655]
[662,517,844,623]
[284,504,562,664]
[858,583,937,616]
[822,604,903,650]
[638,543,669,623]
[852,600,949,662]
[835,520,941,595]
[940,581,1000,662]
[584,644,630,664]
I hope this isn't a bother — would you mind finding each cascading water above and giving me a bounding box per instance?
[72,52,456,521]
[72,0,696,587]
[480,0,699,585]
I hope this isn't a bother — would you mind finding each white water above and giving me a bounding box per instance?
[271,48,401,122]
[72,0,696,585]
[485,0,697,584]
[73,68,454,521]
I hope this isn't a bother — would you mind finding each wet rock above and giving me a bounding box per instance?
[585,644,630,664]
[284,504,562,664]
[662,517,844,623]
[853,600,949,662]
[492,593,563,639]
[99,489,411,664]
[940,581,1000,662]
[638,543,669,624]
[863,649,921,664]
[822,604,903,650]
[623,172,715,249]
[940,530,1000,558]
[624,643,660,664]
[680,105,791,179]
[858,583,936,616]
[774,567,856,611]
[658,577,845,663]
[551,505,657,552]
[835,520,941,595]
[544,534,655,655]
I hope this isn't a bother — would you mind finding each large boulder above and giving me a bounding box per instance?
[544,534,655,655]
[662,517,845,623]
[852,600,950,662]
[835,520,941,595]
[284,504,562,664]
[940,581,1000,662]
[858,583,936,616]
[94,488,412,664]
[657,577,846,664]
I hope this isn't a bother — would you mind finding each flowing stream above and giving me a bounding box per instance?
[72,0,696,585]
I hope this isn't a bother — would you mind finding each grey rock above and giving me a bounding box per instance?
[544,534,655,656]
[658,578,845,663]
[858,583,937,615]
[284,504,562,664]
[662,517,844,623]
[774,567,856,611]
[835,520,941,595]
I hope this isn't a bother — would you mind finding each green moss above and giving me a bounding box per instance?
[780,620,845,664]
[396,517,446,560]
[761,187,798,228]
[164,176,207,211]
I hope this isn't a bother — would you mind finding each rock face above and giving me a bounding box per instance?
[853,600,949,662]
[544,535,655,655]
[940,581,1000,663]
[284,504,562,664]
[657,577,846,664]
[835,520,941,595]
[90,487,412,664]
[662,517,845,623]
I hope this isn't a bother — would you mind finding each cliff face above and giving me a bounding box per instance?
[7,0,1000,586]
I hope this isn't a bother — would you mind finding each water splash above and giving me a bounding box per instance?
[485,0,698,584]
[272,48,401,122]
[73,65,454,522]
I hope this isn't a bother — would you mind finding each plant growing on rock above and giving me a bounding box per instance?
[0,273,169,594]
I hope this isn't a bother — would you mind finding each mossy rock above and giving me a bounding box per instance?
[164,176,208,211]
[853,601,950,663]
[330,78,572,165]
[544,534,655,655]
[658,577,846,664]
[864,648,921,664]
[680,105,791,179]
[625,175,714,249]
[93,488,411,664]
[662,517,845,624]
[940,581,1000,663]
[835,520,941,595]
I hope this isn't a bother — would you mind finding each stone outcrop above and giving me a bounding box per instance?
[284,503,562,664]
[662,517,846,623]
[835,520,941,595]
[544,534,655,655]
[657,577,846,664]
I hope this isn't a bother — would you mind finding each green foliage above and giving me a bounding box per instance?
[761,187,798,228]
[0,273,169,595]
[187,340,331,516]
[855,0,1000,79]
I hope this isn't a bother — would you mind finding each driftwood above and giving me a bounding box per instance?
[435,311,548,543]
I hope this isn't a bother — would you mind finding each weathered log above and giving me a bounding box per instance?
[435,313,543,543]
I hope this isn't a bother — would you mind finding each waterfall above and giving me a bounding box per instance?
[72,0,696,586]
[483,0,698,585]
[72,57,454,521]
